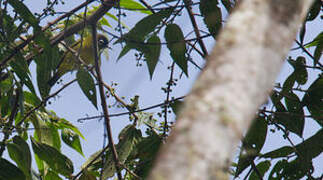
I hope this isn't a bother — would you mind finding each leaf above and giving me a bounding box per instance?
[8,0,39,28]
[31,137,74,176]
[284,91,304,137]
[305,32,323,48]
[296,129,323,160]
[119,0,152,14]
[116,8,173,59]
[302,75,323,126]
[61,129,84,156]
[102,125,142,179]
[9,53,35,94]
[77,69,98,109]
[269,159,311,180]
[249,161,271,180]
[200,0,222,38]
[313,42,322,65]
[170,99,184,115]
[306,0,321,21]
[299,22,306,45]
[293,56,308,85]
[0,158,26,180]
[261,146,294,159]
[144,35,161,79]
[133,130,162,178]
[44,170,62,180]
[164,24,188,76]
[7,136,32,179]
[235,116,267,177]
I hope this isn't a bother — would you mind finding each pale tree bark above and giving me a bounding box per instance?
[148,0,314,179]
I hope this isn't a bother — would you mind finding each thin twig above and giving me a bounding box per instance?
[250,161,263,180]
[0,0,96,69]
[183,0,208,58]
[72,145,110,180]
[17,79,77,127]
[78,96,185,122]
[91,25,122,180]
[163,62,175,136]
[295,40,323,67]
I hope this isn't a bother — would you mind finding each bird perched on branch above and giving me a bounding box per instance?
[48,34,109,86]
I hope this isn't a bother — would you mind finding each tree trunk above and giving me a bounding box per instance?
[148,0,314,179]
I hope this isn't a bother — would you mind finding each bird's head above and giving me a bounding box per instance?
[97,34,109,50]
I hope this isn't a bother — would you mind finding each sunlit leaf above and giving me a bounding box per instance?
[7,136,32,179]
[120,0,152,14]
[31,137,74,176]
[61,129,84,156]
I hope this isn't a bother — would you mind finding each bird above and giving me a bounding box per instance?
[48,34,109,86]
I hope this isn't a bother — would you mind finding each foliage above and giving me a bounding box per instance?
[0,0,322,179]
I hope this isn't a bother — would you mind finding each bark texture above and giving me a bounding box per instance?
[148,0,314,179]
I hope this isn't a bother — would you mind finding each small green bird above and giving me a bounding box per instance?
[48,34,109,86]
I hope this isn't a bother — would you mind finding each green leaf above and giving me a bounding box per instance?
[299,22,306,45]
[9,53,35,94]
[305,32,323,48]
[144,35,161,79]
[31,137,74,176]
[24,91,42,108]
[294,57,308,85]
[302,75,323,126]
[133,130,162,178]
[306,0,321,21]
[261,146,294,159]
[54,118,85,139]
[77,69,98,109]
[35,54,52,99]
[61,129,84,156]
[313,42,322,65]
[249,161,271,180]
[235,116,267,177]
[44,170,62,180]
[170,99,184,115]
[116,8,173,59]
[296,129,323,160]
[78,170,97,180]
[121,8,173,43]
[7,136,32,179]
[284,91,304,137]
[200,0,222,38]
[102,125,142,179]
[119,0,152,14]
[99,17,112,28]
[164,24,188,76]
[0,158,26,180]
[8,0,39,28]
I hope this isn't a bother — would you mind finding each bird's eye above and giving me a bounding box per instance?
[99,39,104,45]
